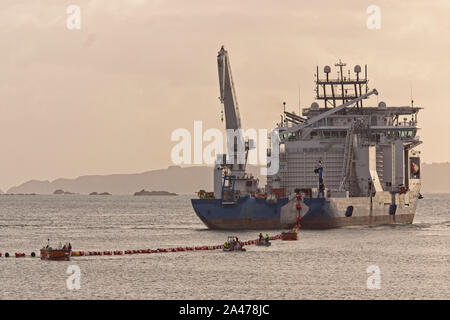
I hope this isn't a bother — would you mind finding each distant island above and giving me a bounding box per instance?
[1,193,37,196]
[53,189,76,195]
[5,166,214,195]
[4,163,449,195]
[89,192,111,195]
[134,189,177,196]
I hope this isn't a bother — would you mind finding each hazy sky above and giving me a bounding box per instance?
[0,0,449,190]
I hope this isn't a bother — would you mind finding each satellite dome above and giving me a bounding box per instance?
[354,65,361,73]
[310,102,319,110]
[324,66,331,73]
[378,101,387,109]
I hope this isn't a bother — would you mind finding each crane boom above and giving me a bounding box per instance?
[216,46,248,178]
[282,89,378,135]
[217,46,242,130]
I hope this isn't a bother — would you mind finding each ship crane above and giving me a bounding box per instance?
[217,46,254,178]
[282,89,378,138]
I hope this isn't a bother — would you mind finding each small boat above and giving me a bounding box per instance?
[255,240,271,246]
[255,233,272,246]
[281,229,298,241]
[223,236,246,252]
[40,240,72,261]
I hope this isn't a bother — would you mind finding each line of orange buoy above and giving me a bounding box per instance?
[70,234,284,257]
[0,252,36,258]
[0,233,291,259]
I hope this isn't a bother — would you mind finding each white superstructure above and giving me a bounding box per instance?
[267,62,422,199]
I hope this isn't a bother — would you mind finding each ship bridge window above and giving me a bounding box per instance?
[371,116,377,126]
[375,134,380,143]
[287,132,296,140]
[400,130,414,138]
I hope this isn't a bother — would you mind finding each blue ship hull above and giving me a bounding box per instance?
[191,195,290,230]
[191,193,416,230]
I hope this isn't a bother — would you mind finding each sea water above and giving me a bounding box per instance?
[0,194,448,299]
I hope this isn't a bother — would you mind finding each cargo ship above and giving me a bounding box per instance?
[191,47,422,229]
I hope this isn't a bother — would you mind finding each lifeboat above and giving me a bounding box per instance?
[411,162,420,174]
[40,248,71,261]
[40,240,72,261]
[281,229,298,241]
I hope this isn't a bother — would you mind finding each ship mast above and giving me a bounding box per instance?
[315,61,369,110]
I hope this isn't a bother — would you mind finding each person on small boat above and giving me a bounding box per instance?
[264,234,270,243]
[258,233,263,242]
[68,243,72,250]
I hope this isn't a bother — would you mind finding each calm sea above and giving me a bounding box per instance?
[0,194,448,299]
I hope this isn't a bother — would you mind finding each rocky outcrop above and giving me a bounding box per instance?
[134,189,177,196]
